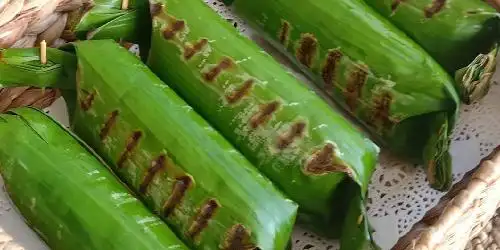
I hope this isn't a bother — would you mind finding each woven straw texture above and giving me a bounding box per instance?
[0,0,89,112]
[487,0,500,11]
[394,146,500,250]
[1,0,500,249]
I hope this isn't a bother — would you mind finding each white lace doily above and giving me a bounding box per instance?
[0,1,499,249]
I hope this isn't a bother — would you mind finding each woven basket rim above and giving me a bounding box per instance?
[393,146,500,250]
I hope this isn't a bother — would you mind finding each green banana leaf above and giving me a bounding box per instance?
[225,0,460,192]
[0,107,188,250]
[365,0,500,104]
[146,0,380,248]
[64,0,150,58]
[454,44,498,105]
[86,10,138,40]
[0,48,76,89]
[0,40,298,250]
[363,0,499,103]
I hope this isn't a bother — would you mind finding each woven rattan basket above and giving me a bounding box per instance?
[0,0,80,112]
[394,146,500,250]
[1,0,500,249]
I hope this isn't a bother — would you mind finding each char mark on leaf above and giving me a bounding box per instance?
[150,3,163,16]
[162,175,193,217]
[249,101,280,129]
[279,20,291,47]
[184,38,208,60]
[203,57,234,82]
[322,49,343,93]
[391,0,405,12]
[100,110,119,140]
[344,64,369,111]
[425,0,446,18]
[226,79,254,104]
[117,131,142,168]
[370,91,394,131]
[222,224,257,250]
[187,199,220,239]
[79,89,95,111]
[139,154,167,194]
[277,122,307,150]
[304,143,354,177]
[163,20,186,40]
[296,33,318,68]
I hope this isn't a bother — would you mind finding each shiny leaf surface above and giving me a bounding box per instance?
[0,107,188,250]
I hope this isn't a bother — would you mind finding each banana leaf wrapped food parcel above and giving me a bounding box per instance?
[0,107,188,250]
[225,0,460,191]
[146,0,380,248]
[0,0,150,57]
[0,40,298,250]
[64,0,151,53]
[363,0,500,104]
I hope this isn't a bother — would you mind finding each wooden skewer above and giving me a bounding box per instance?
[40,40,47,65]
[121,0,129,10]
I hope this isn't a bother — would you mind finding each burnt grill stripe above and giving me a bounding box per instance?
[425,0,446,18]
[279,20,291,47]
[344,64,369,111]
[296,33,318,68]
[150,3,163,16]
[184,38,209,60]
[226,79,254,104]
[80,90,95,111]
[304,143,354,177]
[370,91,394,129]
[321,49,343,93]
[249,101,280,129]
[187,199,220,239]
[277,122,306,150]
[222,224,257,250]
[391,0,405,12]
[117,131,142,168]
[203,57,234,82]
[163,20,186,40]
[162,175,193,217]
[139,155,167,194]
[100,110,119,140]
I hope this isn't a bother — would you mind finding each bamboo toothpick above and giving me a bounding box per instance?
[40,40,47,65]
[121,0,129,10]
